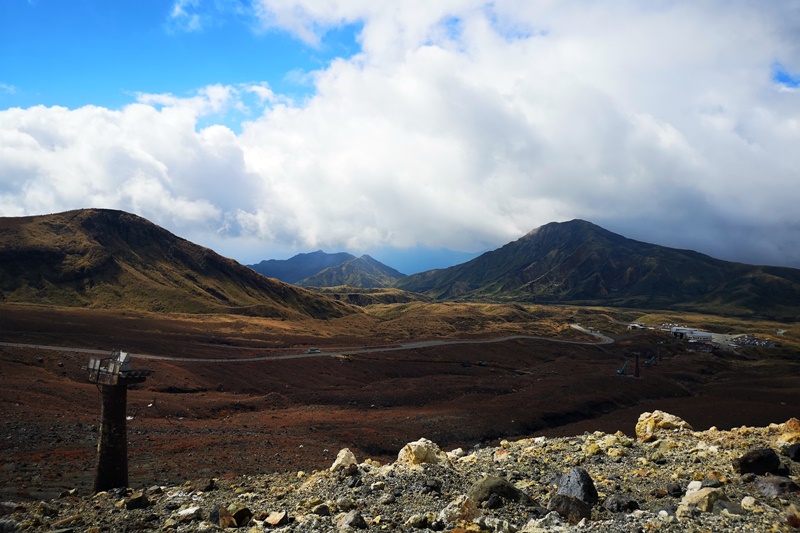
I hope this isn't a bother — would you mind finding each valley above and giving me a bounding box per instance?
[1,302,797,502]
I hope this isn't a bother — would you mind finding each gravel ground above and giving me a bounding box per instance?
[1,411,799,532]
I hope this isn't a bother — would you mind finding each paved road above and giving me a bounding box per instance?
[0,324,613,364]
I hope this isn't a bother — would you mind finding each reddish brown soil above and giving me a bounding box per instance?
[1,304,798,502]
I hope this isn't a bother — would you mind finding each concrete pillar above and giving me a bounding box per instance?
[93,384,129,492]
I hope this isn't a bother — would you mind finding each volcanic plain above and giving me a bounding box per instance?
[1,302,798,502]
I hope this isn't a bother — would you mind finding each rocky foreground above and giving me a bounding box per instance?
[1,411,799,532]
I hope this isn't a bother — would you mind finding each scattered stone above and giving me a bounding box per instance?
[178,506,202,521]
[310,503,330,516]
[733,448,781,475]
[755,476,800,498]
[335,496,356,511]
[787,443,800,462]
[546,494,591,524]
[603,494,639,513]
[339,509,368,529]
[467,475,524,504]
[635,410,693,442]
[227,503,252,527]
[776,418,800,448]
[265,510,289,526]
[555,467,598,504]
[397,438,449,466]
[187,478,216,492]
[124,492,149,510]
[330,448,358,472]
[437,495,480,524]
[677,487,729,516]
[217,505,237,528]
[666,482,683,497]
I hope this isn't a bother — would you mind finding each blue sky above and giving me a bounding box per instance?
[2,1,800,273]
[1,1,359,111]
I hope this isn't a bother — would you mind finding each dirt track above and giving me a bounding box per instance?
[1,304,798,502]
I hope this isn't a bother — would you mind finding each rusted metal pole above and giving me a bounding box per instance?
[93,384,129,492]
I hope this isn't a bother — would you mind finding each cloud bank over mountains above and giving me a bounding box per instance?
[2,0,800,269]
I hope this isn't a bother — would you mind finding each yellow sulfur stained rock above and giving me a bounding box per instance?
[635,411,693,442]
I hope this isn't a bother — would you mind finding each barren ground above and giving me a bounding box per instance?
[1,303,798,502]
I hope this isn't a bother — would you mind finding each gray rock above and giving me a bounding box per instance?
[787,443,800,462]
[0,519,18,533]
[603,494,639,513]
[467,475,525,504]
[666,482,683,497]
[340,510,368,529]
[547,494,592,525]
[228,503,252,527]
[378,493,396,505]
[124,492,149,510]
[755,476,800,498]
[311,503,331,516]
[733,448,781,475]
[555,467,598,504]
[335,496,356,511]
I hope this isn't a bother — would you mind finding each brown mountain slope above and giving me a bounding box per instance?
[0,209,358,318]
[395,220,800,319]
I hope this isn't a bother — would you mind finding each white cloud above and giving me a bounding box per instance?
[169,0,204,32]
[2,1,800,269]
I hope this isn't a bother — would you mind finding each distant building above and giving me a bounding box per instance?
[671,326,712,341]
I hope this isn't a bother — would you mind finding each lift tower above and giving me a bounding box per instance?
[86,350,153,492]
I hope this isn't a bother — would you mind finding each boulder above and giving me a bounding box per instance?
[755,476,800,498]
[733,448,781,475]
[466,475,525,504]
[397,438,449,466]
[776,418,800,448]
[437,495,480,523]
[546,494,591,524]
[330,448,358,472]
[635,411,693,442]
[786,443,800,463]
[227,504,252,527]
[677,487,729,516]
[555,467,598,504]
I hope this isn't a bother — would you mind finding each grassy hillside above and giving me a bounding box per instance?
[0,209,358,318]
[395,220,800,320]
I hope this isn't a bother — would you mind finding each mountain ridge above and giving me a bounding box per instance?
[394,219,800,319]
[0,209,357,318]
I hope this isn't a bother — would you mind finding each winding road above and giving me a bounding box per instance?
[0,324,613,363]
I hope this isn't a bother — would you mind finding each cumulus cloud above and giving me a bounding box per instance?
[2,0,800,269]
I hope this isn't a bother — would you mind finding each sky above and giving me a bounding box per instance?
[2,0,800,275]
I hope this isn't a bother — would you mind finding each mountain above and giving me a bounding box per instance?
[248,251,356,284]
[395,219,800,319]
[297,255,406,288]
[0,209,357,318]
